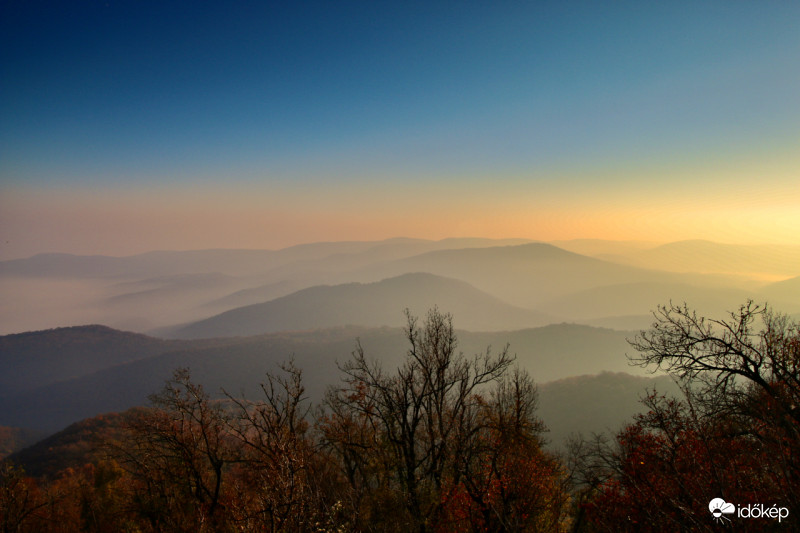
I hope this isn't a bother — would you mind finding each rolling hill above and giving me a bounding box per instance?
[0,238,537,335]
[358,242,685,309]
[539,282,757,321]
[538,372,680,447]
[3,411,137,479]
[4,239,780,337]
[0,426,46,459]
[161,272,555,339]
[0,322,642,433]
[0,238,534,281]
[0,325,210,396]
[759,276,800,312]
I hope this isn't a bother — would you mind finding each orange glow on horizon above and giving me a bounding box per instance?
[2,172,798,260]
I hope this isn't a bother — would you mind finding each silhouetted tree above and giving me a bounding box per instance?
[114,369,236,532]
[440,367,570,532]
[574,301,800,531]
[224,360,334,531]
[323,308,567,532]
[629,301,800,514]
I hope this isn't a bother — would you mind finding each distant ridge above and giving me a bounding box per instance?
[0,325,174,395]
[0,325,236,397]
[363,242,679,308]
[0,238,542,334]
[541,281,754,320]
[538,372,680,447]
[0,322,640,432]
[760,276,800,306]
[161,272,554,339]
[0,238,534,279]
[4,238,791,337]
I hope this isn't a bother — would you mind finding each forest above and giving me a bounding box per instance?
[1,303,798,532]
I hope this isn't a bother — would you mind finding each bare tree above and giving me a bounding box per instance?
[628,300,800,428]
[324,308,513,532]
[452,367,568,532]
[628,301,800,515]
[114,369,236,532]
[223,360,330,531]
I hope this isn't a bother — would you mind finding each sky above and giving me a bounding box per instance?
[1,1,799,259]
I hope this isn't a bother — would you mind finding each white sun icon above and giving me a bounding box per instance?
[709,498,736,523]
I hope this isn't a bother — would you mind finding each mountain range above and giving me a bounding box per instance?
[160,272,555,339]
[0,322,648,433]
[3,238,796,336]
[0,322,679,464]
[1,237,797,467]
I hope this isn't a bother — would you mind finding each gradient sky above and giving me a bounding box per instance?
[1,1,798,259]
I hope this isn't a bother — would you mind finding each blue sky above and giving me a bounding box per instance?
[1,1,798,257]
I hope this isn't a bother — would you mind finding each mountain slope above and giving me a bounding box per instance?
[759,276,800,312]
[164,272,554,339]
[0,426,46,459]
[0,238,537,335]
[0,323,639,432]
[4,411,136,479]
[0,326,197,396]
[538,372,680,447]
[360,243,681,309]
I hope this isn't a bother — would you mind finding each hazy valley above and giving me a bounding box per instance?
[2,238,798,336]
[2,238,798,457]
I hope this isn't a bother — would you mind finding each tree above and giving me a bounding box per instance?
[323,308,567,532]
[0,463,47,533]
[574,392,778,532]
[629,301,800,514]
[323,308,512,531]
[629,301,800,429]
[223,360,334,531]
[439,368,570,532]
[114,369,237,532]
[575,301,800,531]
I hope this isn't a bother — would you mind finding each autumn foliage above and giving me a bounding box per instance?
[574,302,800,532]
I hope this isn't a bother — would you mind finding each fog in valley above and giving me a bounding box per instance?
[3,239,798,336]
[2,238,798,447]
